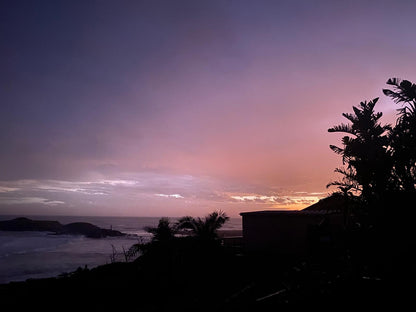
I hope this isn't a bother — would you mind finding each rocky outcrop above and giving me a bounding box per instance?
[59,222,124,238]
[0,217,125,238]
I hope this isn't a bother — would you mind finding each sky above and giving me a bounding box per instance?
[1,0,416,217]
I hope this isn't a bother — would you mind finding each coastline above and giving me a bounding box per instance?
[0,224,410,310]
[217,229,242,238]
[0,216,243,286]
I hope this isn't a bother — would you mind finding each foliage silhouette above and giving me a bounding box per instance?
[144,217,176,242]
[326,82,416,303]
[383,78,416,192]
[176,210,230,241]
[127,210,229,263]
[327,98,392,202]
[328,77,416,229]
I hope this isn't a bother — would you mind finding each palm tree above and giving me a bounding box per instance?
[176,210,229,241]
[383,78,416,192]
[144,217,176,242]
[383,78,416,117]
[127,217,176,259]
[327,98,392,201]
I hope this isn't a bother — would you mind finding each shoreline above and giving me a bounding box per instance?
[217,229,242,238]
[0,229,243,286]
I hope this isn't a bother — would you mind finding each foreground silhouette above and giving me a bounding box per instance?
[328,78,416,205]
[1,209,412,310]
[325,77,416,308]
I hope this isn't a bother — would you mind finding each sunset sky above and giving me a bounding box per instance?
[1,0,416,217]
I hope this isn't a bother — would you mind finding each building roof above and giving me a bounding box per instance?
[240,210,329,217]
[302,193,347,213]
[240,193,347,217]
[240,210,301,216]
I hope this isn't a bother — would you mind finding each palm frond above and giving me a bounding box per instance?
[352,106,362,118]
[383,78,416,104]
[329,145,343,155]
[176,216,197,232]
[175,210,229,240]
[365,98,379,111]
[341,136,353,144]
[328,123,354,134]
[342,113,358,124]
[334,167,356,180]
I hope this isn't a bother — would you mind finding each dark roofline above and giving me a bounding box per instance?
[302,193,347,212]
[239,194,350,217]
[240,210,301,216]
[239,209,335,217]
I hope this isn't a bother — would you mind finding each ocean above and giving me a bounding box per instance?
[0,215,242,284]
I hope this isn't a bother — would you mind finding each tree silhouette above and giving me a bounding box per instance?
[127,211,229,261]
[327,98,392,202]
[144,217,176,242]
[383,78,416,192]
[127,217,176,259]
[176,210,229,241]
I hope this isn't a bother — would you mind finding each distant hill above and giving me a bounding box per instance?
[0,217,125,238]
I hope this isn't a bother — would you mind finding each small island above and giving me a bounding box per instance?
[0,217,125,238]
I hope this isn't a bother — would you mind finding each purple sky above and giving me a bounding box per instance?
[1,0,416,217]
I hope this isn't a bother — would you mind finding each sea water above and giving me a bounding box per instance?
[0,215,242,284]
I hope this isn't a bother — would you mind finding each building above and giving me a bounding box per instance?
[240,194,347,256]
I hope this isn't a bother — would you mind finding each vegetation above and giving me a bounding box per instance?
[383,78,416,192]
[327,98,392,198]
[127,210,230,261]
[144,217,176,242]
[328,78,416,225]
[327,78,416,296]
[176,210,230,241]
